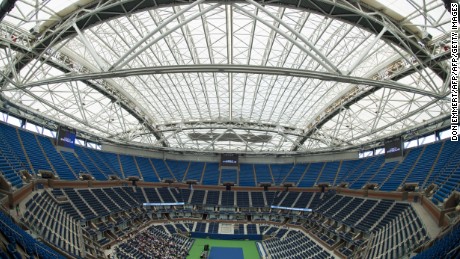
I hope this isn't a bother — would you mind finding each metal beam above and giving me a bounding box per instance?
[234,4,339,74]
[18,64,444,99]
[245,0,342,75]
[111,1,219,70]
[1,0,446,90]
[73,23,106,71]
[0,40,169,146]
[109,0,206,70]
[156,120,302,135]
[291,49,451,151]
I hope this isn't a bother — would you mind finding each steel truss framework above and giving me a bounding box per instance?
[0,0,453,154]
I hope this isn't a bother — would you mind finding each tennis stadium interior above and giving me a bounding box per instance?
[0,0,458,258]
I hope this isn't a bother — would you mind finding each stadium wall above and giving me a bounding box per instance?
[420,195,448,227]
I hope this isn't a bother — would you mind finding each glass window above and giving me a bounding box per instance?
[419,134,435,145]
[375,148,384,155]
[76,138,85,146]
[359,150,373,158]
[43,128,55,138]
[439,129,452,140]
[25,121,38,133]
[1,112,7,122]
[404,139,418,149]
[6,115,22,127]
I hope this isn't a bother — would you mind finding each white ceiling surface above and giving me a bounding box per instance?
[0,0,452,153]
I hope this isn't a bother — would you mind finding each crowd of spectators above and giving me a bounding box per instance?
[114,225,190,259]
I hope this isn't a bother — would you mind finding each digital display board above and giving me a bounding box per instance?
[384,138,403,159]
[221,153,239,166]
[56,126,76,149]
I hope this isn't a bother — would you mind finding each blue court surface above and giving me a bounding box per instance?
[208,247,244,259]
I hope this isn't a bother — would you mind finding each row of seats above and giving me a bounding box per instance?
[0,210,64,258]
[313,193,414,233]
[366,208,429,259]
[0,128,26,188]
[413,223,460,259]
[44,186,416,235]
[263,230,334,259]
[0,122,458,203]
[12,185,447,259]
[23,192,82,257]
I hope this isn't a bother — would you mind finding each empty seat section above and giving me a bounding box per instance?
[293,192,314,208]
[135,157,159,182]
[170,188,183,202]
[332,197,364,222]
[74,146,107,180]
[103,188,133,209]
[220,191,234,207]
[0,210,64,259]
[343,199,378,226]
[202,162,219,185]
[430,141,460,203]
[220,168,237,184]
[408,142,442,186]
[101,152,123,178]
[157,188,175,203]
[317,161,339,185]
[0,129,26,187]
[254,164,272,184]
[37,136,76,180]
[279,192,300,207]
[180,188,192,203]
[350,156,384,189]
[83,148,114,177]
[185,162,204,183]
[340,158,375,186]
[0,123,31,172]
[272,191,287,206]
[236,192,250,207]
[63,189,97,220]
[380,148,422,191]
[251,192,265,207]
[334,159,361,185]
[369,161,398,186]
[206,190,220,206]
[284,163,307,185]
[247,224,257,234]
[0,152,23,188]
[264,191,276,206]
[151,158,174,181]
[119,187,141,205]
[166,160,189,182]
[270,164,293,185]
[298,162,323,187]
[60,150,88,177]
[190,190,205,205]
[239,163,255,186]
[92,188,121,213]
[119,154,140,177]
[144,188,162,203]
[18,130,53,173]
[264,230,333,259]
[77,189,109,216]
